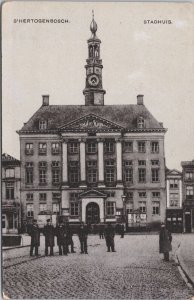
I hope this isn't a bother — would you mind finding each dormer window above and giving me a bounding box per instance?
[137,117,145,129]
[39,120,47,130]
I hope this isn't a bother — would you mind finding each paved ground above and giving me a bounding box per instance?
[177,234,194,285]
[3,234,194,299]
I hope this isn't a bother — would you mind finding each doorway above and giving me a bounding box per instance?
[185,211,191,233]
[86,202,100,224]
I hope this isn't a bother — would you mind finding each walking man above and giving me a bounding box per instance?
[56,219,68,255]
[159,222,172,261]
[104,223,116,252]
[78,222,88,254]
[43,219,55,256]
[29,219,40,256]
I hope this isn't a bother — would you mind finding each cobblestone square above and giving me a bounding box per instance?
[3,235,194,299]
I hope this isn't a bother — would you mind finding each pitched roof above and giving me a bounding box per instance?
[2,153,20,165]
[18,104,165,134]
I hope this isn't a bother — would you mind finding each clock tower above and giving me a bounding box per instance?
[83,12,106,106]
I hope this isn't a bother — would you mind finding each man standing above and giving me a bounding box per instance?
[159,222,172,261]
[99,224,104,239]
[29,219,40,256]
[78,222,88,254]
[56,219,68,255]
[43,219,55,256]
[104,223,116,252]
[66,222,76,253]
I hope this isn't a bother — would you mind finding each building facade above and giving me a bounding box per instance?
[166,169,183,233]
[17,17,167,230]
[181,160,194,233]
[2,154,21,234]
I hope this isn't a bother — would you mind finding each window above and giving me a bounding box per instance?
[69,142,79,154]
[39,120,47,130]
[126,192,133,200]
[186,186,194,196]
[139,201,146,213]
[138,160,146,166]
[105,160,115,167]
[104,141,114,153]
[105,169,115,183]
[152,202,160,215]
[152,169,160,183]
[137,117,145,129]
[152,192,160,198]
[70,202,79,216]
[169,179,178,189]
[151,160,159,166]
[25,162,33,184]
[106,202,115,216]
[88,169,97,184]
[123,160,132,167]
[53,193,61,202]
[39,204,47,213]
[27,204,34,217]
[69,193,79,201]
[124,168,133,183]
[52,203,60,215]
[185,172,193,180]
[52,143,60,155]
[5,168,15,178]
[25,143,33,155]
[87,161,97,167]
[138,141,146,153]
[52,161,60,184]
[2,215,6,229]
[151,142,159,153]
[139,192,147,198]
[39,193,47,201]
[26,193,33,201]
[138,169,146,183]
[123,141,133,152]
[70,169,79,184]
[39,161,47,168]
[39,143,47,155]
[170,193,179,207]
[39,169,47,185]
[127,201,134,213]
[107,192,115,197]
[87,142,97,154]
[69,161,79,168]
[6,183,14,199]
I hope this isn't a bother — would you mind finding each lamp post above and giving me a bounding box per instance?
[121,195,127,226]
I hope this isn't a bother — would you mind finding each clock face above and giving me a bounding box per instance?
[88,74,99,87]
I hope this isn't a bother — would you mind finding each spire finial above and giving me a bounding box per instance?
[90,10,97,37]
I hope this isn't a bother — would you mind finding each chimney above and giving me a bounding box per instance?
[42,95,49,106]
[137,94,144,105]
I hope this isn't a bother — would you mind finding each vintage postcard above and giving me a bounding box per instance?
[2,1,194,299]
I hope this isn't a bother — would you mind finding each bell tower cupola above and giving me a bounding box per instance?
[83,11,106,106]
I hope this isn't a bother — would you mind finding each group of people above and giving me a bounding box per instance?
[29,219,172,261]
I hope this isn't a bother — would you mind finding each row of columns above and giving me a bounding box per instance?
[62,138,122,187]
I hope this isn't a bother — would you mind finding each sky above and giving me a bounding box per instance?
[2,1,194,170]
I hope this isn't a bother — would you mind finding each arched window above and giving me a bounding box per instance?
[137,117,145,129]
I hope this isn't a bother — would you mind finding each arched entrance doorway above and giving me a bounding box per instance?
[86,202,100,224]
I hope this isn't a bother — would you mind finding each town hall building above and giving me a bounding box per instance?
[17,16,167,230]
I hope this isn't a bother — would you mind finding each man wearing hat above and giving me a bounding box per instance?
[56,218,68,255]
[104,223,116,252]
[43,219,55,256]
[29,219,40,256]
[159,222,172,261]
[78,222,88,254]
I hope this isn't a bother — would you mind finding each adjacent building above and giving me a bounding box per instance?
[166,169,183,233]
[181,160,194,233]
[17,16,167,230]
[2,153,21,234]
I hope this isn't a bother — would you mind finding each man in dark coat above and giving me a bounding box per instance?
[43,219,55,256]
[78,222,88,254]
[120,224,125,238]
[56,219,68,255]
[104,223,116,252]
[159,223,172,261]
[99,224,104,239]
[66,223,76,253]
[29,219,40,256]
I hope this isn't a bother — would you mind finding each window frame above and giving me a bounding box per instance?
[39,143,47,155]
[51,143,60,155]
[25,143,34,155]
[138,141,146,153]
[152,168,160,183]
[151,141,159,153]
[106,201,115,216]
[138,168,146,183]
[27,204,34,217]
[39,120,47,130]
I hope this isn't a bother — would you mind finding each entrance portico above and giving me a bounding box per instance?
[79,189,107,223]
